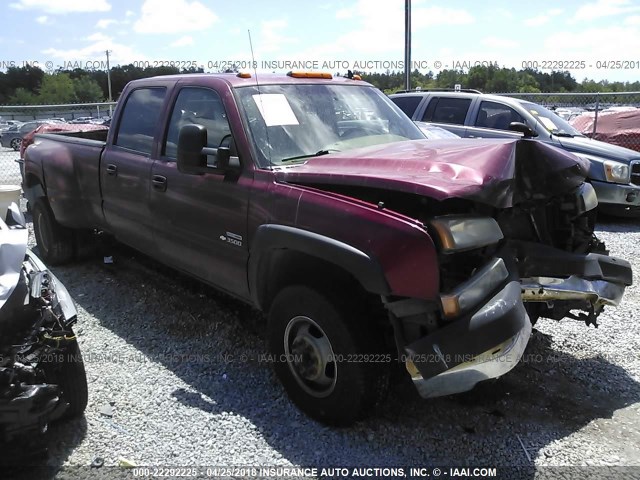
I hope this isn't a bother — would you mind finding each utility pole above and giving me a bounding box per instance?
[106,50,113,117]
[404,0,411,91]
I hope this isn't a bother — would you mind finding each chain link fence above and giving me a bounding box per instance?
[0,102,115,185]
[497,91,640,152]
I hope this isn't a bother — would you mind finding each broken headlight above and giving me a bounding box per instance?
[440,258,509,317]
[429,216,504,254]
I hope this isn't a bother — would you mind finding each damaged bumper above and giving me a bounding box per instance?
[522,275,625,307]
[397,281,530,398]
[516,244,633,322]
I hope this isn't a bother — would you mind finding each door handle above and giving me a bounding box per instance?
[106,164,118,176]
[152,175,167,192]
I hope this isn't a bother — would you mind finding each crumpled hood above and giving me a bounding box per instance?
[277,138,589,208]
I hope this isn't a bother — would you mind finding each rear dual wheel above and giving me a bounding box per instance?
[32,198,97,264]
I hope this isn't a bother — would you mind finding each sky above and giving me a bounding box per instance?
[1,0,640,83]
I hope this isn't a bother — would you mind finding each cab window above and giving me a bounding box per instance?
[475,101,524,130]
[164,87,231,160]
[114,87,166,155]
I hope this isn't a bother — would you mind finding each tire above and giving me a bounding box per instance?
[267,285,390,426]
[10,138,21,151]
[33,198,75,265]
[42,335,88,419]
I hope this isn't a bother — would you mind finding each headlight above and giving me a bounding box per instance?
[440,258,509,317]
[603,160,630,184]
[429,216,504,253]
[576,183,598,213]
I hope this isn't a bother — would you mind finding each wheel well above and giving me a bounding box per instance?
[258,250,379,313]
[259,249,395,354]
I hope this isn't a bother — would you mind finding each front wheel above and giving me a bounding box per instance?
[267,285,389,425]
[10,138,21,151]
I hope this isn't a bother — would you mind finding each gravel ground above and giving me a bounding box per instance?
[6,211,640,479]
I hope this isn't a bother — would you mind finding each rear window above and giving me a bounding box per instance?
[115,87,166,155]
[391,96,423,118]
[422,97,471,125]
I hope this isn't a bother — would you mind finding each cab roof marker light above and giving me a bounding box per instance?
[287,71,333,79]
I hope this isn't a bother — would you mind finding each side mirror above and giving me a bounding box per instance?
[177,125,207,174]
[177,124,241,175]
[509,122,537,138]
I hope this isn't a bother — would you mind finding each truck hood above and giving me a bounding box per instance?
[277,138,588,208]
[557,135,640,162]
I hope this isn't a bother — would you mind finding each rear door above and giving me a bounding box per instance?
[101,87,166,252]
[419,96,474,137]
[150,83,252,299]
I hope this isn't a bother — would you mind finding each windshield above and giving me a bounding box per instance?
[236,83,424,166]
[522,102,584,137]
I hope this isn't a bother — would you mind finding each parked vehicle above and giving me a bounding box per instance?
[0,203,88,459]
[23,73,632,425]
[390,90,640,217]
[68,117,94,124]
[0,121,23,133]
[0,121,57,151]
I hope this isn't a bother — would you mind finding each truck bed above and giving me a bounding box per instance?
[24,133,107,229]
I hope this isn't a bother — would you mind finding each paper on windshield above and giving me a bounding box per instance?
[252,94,299,126]
[538,116,557,131]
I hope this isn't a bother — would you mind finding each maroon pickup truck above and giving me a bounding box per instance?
[23,72,632,425]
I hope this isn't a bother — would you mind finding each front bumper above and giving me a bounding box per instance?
[592,179,640,207]
[403,281,530,398]
[516,242,632,315]
[521,275,625,308]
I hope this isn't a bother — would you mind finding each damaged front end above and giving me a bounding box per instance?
[385,217,532,398]
[0,204,87,460]
[282,138,633,398]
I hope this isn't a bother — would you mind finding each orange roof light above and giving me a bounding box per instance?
[237,72,252,78]
[352,74,362,80]
[287,71,333,79]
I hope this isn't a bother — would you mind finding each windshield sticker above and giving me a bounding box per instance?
[530,110,539,115]
[538,116,557,131]
[252,94,299,126]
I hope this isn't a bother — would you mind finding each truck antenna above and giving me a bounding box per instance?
[248,29,272,166]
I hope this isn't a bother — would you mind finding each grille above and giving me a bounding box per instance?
[631,160,640,186]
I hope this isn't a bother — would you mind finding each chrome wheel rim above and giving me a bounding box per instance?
[283,315,337,398]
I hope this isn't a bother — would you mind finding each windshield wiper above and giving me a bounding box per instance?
[280,149,340,163]
[552,131,575,138]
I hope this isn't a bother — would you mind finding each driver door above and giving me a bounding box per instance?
[150,86,251,298]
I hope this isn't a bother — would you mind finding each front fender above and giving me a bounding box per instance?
[248,224,390,308]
